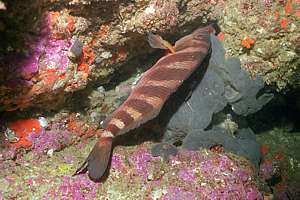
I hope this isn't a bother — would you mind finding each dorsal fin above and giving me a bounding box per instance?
[147,32,176,53]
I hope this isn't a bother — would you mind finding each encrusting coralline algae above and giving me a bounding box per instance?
[0,0,299,199]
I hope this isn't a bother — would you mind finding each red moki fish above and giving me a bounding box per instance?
[74,25,214,181]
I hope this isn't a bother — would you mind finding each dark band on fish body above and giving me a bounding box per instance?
[153,51,204,70]
[113,110,135,127]
[125,98,154,115]
[193,32,210,41]
[106,124,121,134]
[135,85,172,100]
[174,33,211,51]
[146,67,191,82]
[178,41,210,51]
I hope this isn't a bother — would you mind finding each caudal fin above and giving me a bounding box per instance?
[74,137,113,181]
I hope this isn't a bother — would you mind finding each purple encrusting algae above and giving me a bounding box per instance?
[0,141,262,199]
[111,153,126,171]
[27,128,72,154]
[41,39,71,71]
[161,150,262,200]
[3,13,72,82]
[128,147,160,179]
[44,175,100,200]
[178,168,197,183]
[162,186,198,200]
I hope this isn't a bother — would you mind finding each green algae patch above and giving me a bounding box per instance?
[57,164,73,175]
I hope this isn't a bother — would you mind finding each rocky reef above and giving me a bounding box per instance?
[0,0,299,111]
[0,0,220,111]
[0,140,262,199]
[0,0,300,199]
[218,0,300,90]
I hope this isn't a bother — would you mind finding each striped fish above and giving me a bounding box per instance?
[74,25,214,181]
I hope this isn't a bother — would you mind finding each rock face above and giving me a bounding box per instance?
[152,35,273,167]
[218,1,300,90]
[0,0,218,111]
[1,0,298,112]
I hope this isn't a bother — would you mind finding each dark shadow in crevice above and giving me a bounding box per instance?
[247,88,300,134]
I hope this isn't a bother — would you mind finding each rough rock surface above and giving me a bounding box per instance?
[0,0,219,111]
[0,1,299,199]
[218,0,300,90]
[0,0,298,111]
[0,140,262,200]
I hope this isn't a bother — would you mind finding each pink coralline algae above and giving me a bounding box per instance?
[162,186,198,200]
[0,11,74,111]
[111,154,126,171]
[27,128,72,154]
[262,0,272,7]
[4,13,71,81]
[44,175,99,200]
[9,25,49,80]
[178,168,196,183]
[198,156,260,200]
[129,147,159,179]
[161,150,262,200]
[0,148,16,161]
[40,38,71,72]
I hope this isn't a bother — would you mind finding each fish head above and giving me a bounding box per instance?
[174,25,214,52]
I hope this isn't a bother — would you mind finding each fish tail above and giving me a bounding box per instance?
[74,131,114,181]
